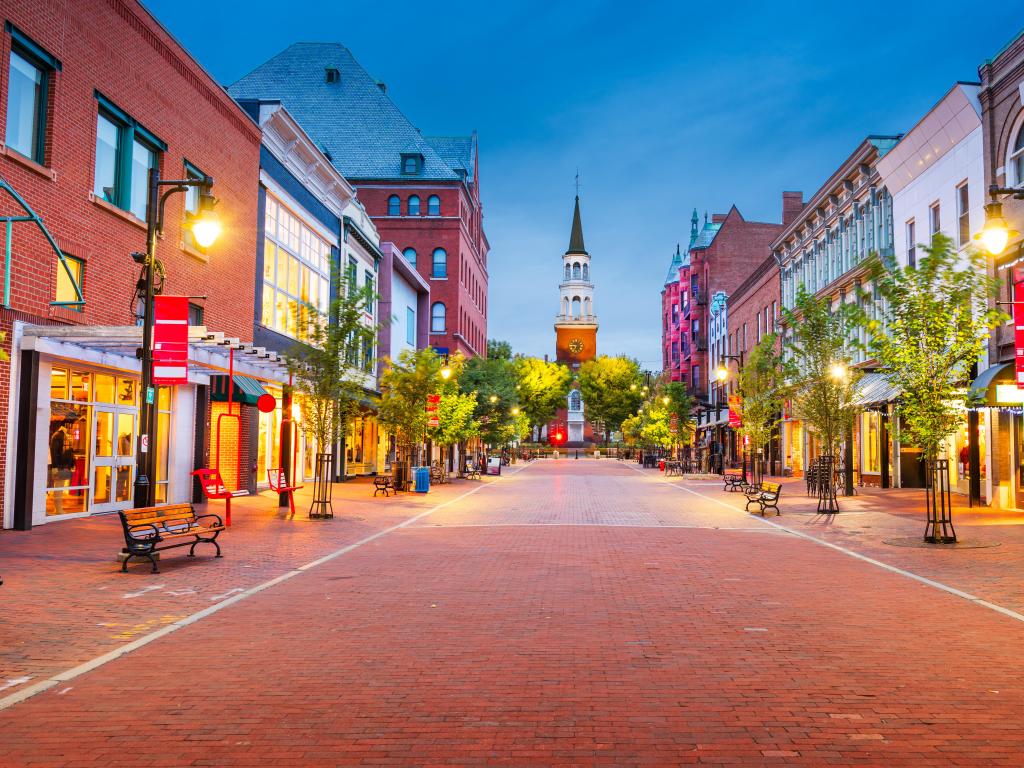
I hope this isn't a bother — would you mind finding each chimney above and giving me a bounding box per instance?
[782,191,804,227]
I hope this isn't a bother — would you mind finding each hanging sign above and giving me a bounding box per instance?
[1015,274,1024,390]
[669,413,679,435]
[728,394,743,428]
[426,393,441,428]
[152,296,190,385]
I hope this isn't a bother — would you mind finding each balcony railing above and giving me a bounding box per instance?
[555,313,598,324]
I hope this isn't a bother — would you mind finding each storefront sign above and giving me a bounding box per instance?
[728,394,742,428]
[1015,276,1024,389]
[426,393,440,428]
[152,296,189,385]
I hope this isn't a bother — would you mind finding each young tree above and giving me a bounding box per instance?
[781,285,859,459]
[487,339,514,360]
[377,347,443,481]
[660,380,695,451]
[514,356,573,433]
[736,333,788,479]
[577,355,644,444]
[286,275,376,511]
[859,234,1005,539]
[459,355,520,449]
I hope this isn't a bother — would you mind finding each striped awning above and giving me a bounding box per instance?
[849,372,901,408]
[210,374,269,406]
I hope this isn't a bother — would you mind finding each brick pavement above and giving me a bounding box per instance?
[1,458,1024,765]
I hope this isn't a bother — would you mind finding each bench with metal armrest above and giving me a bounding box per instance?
[723,468,745,492]
[744,482,782,516]
[373,476,395,496]
[118,503,223,573]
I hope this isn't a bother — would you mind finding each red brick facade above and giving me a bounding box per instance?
[353,165,488,358]
[0,0,261,525]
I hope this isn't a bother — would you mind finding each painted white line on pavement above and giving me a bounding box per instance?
[650,468,1024,626]
[0,464,532,713]
[410,522,783,531]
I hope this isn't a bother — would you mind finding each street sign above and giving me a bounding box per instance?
[152,296,189,385]
[669,413,679,435]
[426,393,440,428]
[728,394,743,427]
[1015,277,1024,389]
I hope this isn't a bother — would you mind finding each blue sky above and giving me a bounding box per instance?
[147,0,1022,368]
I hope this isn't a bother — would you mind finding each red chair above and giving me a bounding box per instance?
[267,468,303,516]
[192,468,249,526]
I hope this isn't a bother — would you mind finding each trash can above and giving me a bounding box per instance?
[414,466,431,493]
[659,460,666,472]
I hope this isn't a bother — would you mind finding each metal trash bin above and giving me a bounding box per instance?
[414,466,431,493]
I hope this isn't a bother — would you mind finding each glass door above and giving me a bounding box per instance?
[92,405,136,513]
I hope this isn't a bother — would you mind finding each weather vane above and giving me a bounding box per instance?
[575,169,582,197]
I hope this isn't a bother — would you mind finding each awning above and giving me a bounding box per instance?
[849,372,901,408]
[969,362,1015,407]
[210,374,269,406]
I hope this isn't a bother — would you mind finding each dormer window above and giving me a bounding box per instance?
[400,152,423,175]
[325,67,340,83]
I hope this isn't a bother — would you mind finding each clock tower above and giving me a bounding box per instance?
[554,195,598,367]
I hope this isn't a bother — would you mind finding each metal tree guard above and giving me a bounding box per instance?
[816,455,839,514]
[924,458,956,543]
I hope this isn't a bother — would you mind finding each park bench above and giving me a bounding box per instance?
[192,468,249,526]
[464,462,481,480]
[430,462,449,485]
[723,468,745,492]
[268,468,303,516]
[373,475,395,497]
[118,503,224,573]
[664,461,682,477]
[745,481,782,516]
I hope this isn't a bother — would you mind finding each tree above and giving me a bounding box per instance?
[858,234,1005,539]
[577,355,644,443]
[781,285,859,459]
[286,274,376,511]
[736,334,787,479]
[378,347,443,473]
[487,339,513,360]
[459,355,519,447]
[661,380,695,449]
[514,356,573,432]
[429,352,478,472]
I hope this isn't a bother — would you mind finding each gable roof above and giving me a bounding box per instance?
[229,43,469,182]
[664,245,683,285]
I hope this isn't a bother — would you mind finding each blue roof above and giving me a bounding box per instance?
[229,43,472,182]
[691,219,721,250]
[664,246,683,285]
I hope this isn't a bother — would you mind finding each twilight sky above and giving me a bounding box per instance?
[147,0,1022,369]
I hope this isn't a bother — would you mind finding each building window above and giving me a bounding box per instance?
[906,219,916,268]
[402,247,416,267]
[1010,124,1024,187]
[957,183,970,247]
[427,195,440,215]
[5,27,58,165]
[432,248,447,278]
[570,390,581,411]
[261,193,332,341]
[406,306,416,345]
[430,302,446,333]
[92,96,165,220]
[347,256,358,296]
[582,263,589,281]
[929,202,940,237]
[572,262,581,280]
[564,263,570,280]
[400,153,422,175]
[364,270,374,316]
[54,254,84,310]
[387,195,400,216]
[188,302,204,326]
[407,195,420,216]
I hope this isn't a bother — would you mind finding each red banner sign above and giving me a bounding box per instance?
[426,394,441,428]
[669,413,679,436]
[1016,278,1024,390]
[152,296,189,385]
[728,394,743,428]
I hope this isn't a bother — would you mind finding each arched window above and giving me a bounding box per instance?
[407,195,420,216]
[564,263,571,280]
[387,195,400,216]
[402,247,417,267]
[430,302,446,333]
[584,297,592,317]
[562,297,569,316]
[572,262,581,280]
[582,263,589,281]
[1010,123,1024,186]
[572,296,581,318]
[427,195,441,215]
[432,248,447,278]
[570,390,581,411]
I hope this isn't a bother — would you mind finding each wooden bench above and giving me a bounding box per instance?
[192,468,249,526]
[430,462,448,485]
[118,503,224,573]
[373,476,395,497]
[723,468,745,492]
[745,481,782,516]
[463,462,481,480]
[268,468,303,516]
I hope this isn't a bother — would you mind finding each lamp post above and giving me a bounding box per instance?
[133,168,220,508]
[973,185,1022,257]
[715,353,745,477]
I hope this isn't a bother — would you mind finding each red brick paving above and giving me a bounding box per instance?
[1,459,1024,765]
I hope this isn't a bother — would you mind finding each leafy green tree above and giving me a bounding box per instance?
[514,356,573,431]
[377,347,443,470]
[660,380,695,449]
[781,285,859,458]
[859,233,1005,466]
[487,339,514,360]
[736,333,788,475]
[577,355,644,443]
[459,355,519,447]
[427,352,478,471]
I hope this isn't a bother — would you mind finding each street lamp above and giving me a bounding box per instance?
[830,361,848,381]
[661,396,670,405]
[630,383,638,391]
[489,394,498,404]
[440,364,452,380]
[974,186,1022,257]
[133,169,220,508]
[511,407,520,416]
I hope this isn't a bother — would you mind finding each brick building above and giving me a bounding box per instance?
[0,0,264,528]
[229,43,489,359]
[660,211,699,383]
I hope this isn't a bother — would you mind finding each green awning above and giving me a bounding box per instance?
[210,374,268,406]
[969,362,1014,406]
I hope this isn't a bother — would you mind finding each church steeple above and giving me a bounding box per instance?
[567,195,587,255]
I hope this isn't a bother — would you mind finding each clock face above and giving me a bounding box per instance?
[568,338,584,354]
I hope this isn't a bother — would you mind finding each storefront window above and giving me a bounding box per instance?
[46,384,89,516]
[154,387,172,504]
[862,412,881,475]
[256,392,283,485]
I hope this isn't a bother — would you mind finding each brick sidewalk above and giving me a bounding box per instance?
[0,469,508,703]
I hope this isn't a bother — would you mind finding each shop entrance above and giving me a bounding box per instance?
[90,404,136,513]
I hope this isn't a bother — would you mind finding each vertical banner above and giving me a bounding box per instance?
[152,296,189,385]
[1015,271,1024,389]
[669,413,679,436]
[426,393,440,428]
[728,394,743,428]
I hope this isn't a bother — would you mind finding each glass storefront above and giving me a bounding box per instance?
[786,419,804,476]
[346,413,378,476]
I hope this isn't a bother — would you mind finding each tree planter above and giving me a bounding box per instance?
[923,457,956,543]
[308,452,334,519]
